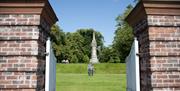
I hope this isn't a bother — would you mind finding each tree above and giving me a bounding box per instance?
[99,46,121,63]
[83,55,89,63]
[50,24,66,63]
[99,47,111,62]
[71,55,78,63]
[51,28,104,63]
[112,5,134,63]
[77,29,104,58]
[65,32,85,63]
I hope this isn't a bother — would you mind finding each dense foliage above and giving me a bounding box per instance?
[112,5,134,63]
[99,46,120,63]
[50,27,104,63]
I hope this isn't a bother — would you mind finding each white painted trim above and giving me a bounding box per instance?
[45,38,51,91]
[135,38,140,91]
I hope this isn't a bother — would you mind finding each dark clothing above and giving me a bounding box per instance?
[88,64,94,76]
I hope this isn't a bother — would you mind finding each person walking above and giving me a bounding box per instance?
[88,63,94,76]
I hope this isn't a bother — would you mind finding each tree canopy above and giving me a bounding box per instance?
[112,5,134,63]
[50,27,104,63]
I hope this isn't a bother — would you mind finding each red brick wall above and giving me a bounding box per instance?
[126,1,180,90]
[135,15,180,91]
[0,14,48,91]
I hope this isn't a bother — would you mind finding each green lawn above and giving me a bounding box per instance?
[56,63,126,91]
[56,63,126,74]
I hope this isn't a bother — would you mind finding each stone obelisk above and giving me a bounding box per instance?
[90,32,99,64]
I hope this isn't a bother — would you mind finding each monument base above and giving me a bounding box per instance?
[90,58,99,64]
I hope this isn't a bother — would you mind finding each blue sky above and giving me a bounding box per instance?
[49,0,134,46]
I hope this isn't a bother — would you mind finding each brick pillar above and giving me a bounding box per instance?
[126,0,180,91]
[0,0,58,91]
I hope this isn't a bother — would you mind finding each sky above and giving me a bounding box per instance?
[49,0,134,46]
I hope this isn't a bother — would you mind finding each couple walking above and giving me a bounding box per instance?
[88,63,94,76]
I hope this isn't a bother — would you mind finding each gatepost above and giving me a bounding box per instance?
[0,0,58,91]
[126,0,180,91]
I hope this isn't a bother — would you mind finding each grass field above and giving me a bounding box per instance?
[56,63,126,91]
